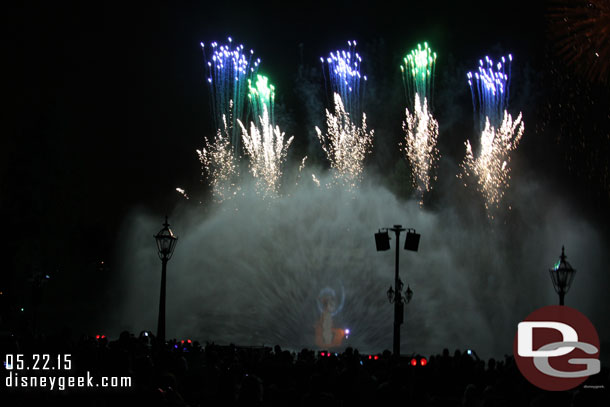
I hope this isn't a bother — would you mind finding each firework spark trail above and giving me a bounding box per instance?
[400,43,439,203]
[549,0,610,84]
[464,54,523,215]
[197,115,240,202]
[202,37,260,155]
[401,95,440,205]
[238,105,294,197]
[401,42,437,105]
[320,41,367,120]
[315,93,374,189]
[459,112,525,216]
[176,188,190,200]
[467,54,512,129]
[248,74,275,128]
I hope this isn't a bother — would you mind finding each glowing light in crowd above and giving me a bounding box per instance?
[202,38,260,155]
[320,40,367,120]
[467,54,512,128]
[459,113,524,216]
[198,115,240,202]
[401,95,440,205]
[315,93,374,189]
[238,104,294,197]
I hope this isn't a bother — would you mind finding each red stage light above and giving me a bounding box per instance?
[420,357,427,366]
[374,355,379,360]
[410,358,417,366]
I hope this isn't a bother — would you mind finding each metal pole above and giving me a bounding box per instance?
[394,229,400,356]
[559,291,565,306]
[157,257,167,344]
[392,226,404,357]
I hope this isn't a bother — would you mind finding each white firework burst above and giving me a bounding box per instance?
[238,106,294,197]
[315,93,374,189]
[198,115,240,202]
[401,94,440,205]
[459,111,525,215]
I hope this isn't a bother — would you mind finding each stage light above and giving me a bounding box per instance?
[410,358,417,366]
[404,229,420,251]
[375,230,390,251]
[420,357,427,366]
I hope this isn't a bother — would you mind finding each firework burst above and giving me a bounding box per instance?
[238,105,294,197]
[202,37,260,155]
[198,115,240,202]
[401,95,440,205]
[401,42,437,105]
[467,54,512,129]
[248,74,275,127]
[315,93,374,189]
[548,0,610,84]
[320,41,367,120]
[459,112,525,215]
[401,43,439,203]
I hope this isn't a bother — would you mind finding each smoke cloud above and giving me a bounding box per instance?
[108,162,608,360]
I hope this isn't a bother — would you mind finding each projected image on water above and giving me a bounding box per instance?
[315,285,346,348]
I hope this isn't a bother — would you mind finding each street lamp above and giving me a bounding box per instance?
[549,246,576,306]
[154,216,178,344]
[375,225,420,357]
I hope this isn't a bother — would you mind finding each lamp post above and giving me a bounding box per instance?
[154,216,178,344]
[549,246,576,306]
[375,225,420,357]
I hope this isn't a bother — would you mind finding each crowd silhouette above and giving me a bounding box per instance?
[1,330,608,406]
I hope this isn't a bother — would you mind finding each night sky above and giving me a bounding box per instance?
[2,1,609,344]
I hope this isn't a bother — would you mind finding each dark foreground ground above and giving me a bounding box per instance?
[1,330,608,406]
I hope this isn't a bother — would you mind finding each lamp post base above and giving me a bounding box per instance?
[157,258,167,345]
